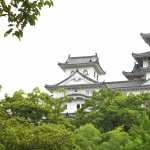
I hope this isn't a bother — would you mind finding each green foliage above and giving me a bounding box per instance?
[74,88,149,132]
[75,124,101,150]
[0,87,76,150]
[98,127,131,150]
[0,87,69,125]
[1,88,150,149]
[0,0,53,39]
[0,120,75,150]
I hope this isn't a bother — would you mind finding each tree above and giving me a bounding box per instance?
[0,119,75,150]
[98,127,131,150]
[0,88,77,150]
[74,88,149,132]
[0,87,69,125]
[75,124,101,150]
[0,0,53,39]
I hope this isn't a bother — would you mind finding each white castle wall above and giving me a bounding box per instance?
[63,99,85,114]
[51,88,98,113]
[52,88,96,98]
[143,59,148,68]
[146,72,150,80]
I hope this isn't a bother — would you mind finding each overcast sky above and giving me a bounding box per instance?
[0,0,150,95]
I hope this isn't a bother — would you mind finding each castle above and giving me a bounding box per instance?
[45,33,150,114]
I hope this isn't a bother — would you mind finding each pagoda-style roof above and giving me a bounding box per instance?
[122,63,150,80]
[132,51,150,59]
[122,71,145,80]
[141,33,150,46]
[58,53,105,75]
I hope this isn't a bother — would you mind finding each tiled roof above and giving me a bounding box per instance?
[66,54,99,64]
[141,33,150,46]
[132,51,150,58]
[123,67,150,80]
[45,79,150,92]
[45,83,106,90]
[106,80,144,89]
[58,53,105,75]
[122,71,145,80]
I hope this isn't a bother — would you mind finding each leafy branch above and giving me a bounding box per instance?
[0,0,53,39]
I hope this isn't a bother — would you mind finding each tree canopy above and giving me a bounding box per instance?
[1,88,150,149]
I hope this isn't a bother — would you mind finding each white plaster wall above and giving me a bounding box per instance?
[143,59,148,68]
[63,99,85,113]
[52,91,66,98]
[146,72,150,80]
[51,87,150,114]
[51,87,99,99]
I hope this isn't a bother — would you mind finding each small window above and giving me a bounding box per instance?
[65,104,67,109]
[83,69,88,75]
[74,89,78,92]
[77,104,80,109]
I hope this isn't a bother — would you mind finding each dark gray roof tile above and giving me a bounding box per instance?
[66,54,98,64]
[141,33,150,46]
[132,51,150,58]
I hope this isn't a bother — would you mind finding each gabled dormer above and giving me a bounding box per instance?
[58,53,105,81]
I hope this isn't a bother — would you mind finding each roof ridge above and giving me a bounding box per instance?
[105,79,144,84]
[55,71,76,86]
[69,55,97,59]
[54,70,99,86]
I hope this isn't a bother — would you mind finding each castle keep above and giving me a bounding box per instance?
[45,33,150,114]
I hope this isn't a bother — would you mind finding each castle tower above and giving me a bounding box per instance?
[123,33,150,80]
[45,53,105,114]
[58,53,105,82]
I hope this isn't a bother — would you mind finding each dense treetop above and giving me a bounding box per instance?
[1,87,150,149]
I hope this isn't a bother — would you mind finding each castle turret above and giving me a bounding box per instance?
[58,53,105,81]
[123,33,150,80]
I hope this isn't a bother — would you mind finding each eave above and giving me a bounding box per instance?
[58,62,105,75]
[45,83,106,91]
[45,78,150,93]
[122,71,145,80]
